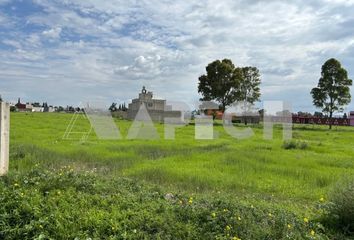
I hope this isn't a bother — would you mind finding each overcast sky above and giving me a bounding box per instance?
[1,0,354,112]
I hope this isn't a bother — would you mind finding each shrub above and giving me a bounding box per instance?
[298,141,309,150]
[282,140,308,150]
[321,176,354,235]
[282,140,297,149]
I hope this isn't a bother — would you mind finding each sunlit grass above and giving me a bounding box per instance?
[9,112,354,215]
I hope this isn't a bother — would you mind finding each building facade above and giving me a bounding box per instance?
[127,87,180,122]
[15,98,28,112]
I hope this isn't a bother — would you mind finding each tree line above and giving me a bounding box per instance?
[109,102,128,112]
[198,58,352,129]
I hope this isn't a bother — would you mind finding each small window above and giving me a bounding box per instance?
[148,103,153,108]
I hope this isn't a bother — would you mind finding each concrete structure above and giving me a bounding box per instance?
[48,106,55,112]
[26,103,33,111]
[291,115,350,126]
[350,111,354,126]
[127,87,181,122]
[0,102,10,176]
[32,106,44,112]
[112,110,128,119]
[232,115,261,124]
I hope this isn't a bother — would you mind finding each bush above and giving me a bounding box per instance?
[282,140,308,150]
[282,140,297,149]
[321,176,354,235]
[298,141,309,150]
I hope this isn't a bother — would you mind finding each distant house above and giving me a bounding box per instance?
[15,98,28,112]
[14,99,50,112]
[32,106,44,112]
[26,103,34,112]
[48,106,55,112]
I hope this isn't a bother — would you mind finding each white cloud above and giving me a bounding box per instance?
[114,54,163,79]
[42,27,62,38]
[1,0,354,111]
[2,39,21,49]
[324,0,354,6]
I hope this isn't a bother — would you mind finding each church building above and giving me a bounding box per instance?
[127,87,180,122]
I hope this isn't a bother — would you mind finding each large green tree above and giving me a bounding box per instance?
[234,66,261,125]
[311,58,352,129]
[198,59,240,112]
[236,66,261,104]
[198,59,261,115]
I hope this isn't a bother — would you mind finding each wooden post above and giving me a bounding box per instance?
[0,102,10,176]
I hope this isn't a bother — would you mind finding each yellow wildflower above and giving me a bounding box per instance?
[237,216,241,221]
[232,237,241,240]
[304,217,309,223]
[310,230,315,236]
[223,209,228,212]
[188,197,193,204]
[14,183,19,187]
[319,197,324,202]
[268,213,272,217]
[287,224,291,229]
[211,212,216,218]
[226,225,231,231]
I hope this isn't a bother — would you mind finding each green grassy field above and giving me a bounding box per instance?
[1,112,354,239]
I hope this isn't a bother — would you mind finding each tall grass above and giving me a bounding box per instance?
[8,113,354,214]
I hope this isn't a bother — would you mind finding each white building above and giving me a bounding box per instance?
[32,107,44,112]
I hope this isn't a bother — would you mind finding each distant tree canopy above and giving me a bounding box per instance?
[119,103,128,111]
[297,111,312,117]
[311,58,352,129]
[198,59,261,112]
[0,95,3,102]
[109,102,128,112]
[109,103,117,112]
